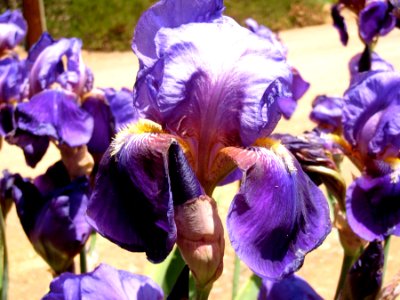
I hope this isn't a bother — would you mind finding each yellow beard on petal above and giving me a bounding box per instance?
[110,119,164,156]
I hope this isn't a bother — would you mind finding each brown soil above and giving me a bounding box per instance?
[1,17,400,300]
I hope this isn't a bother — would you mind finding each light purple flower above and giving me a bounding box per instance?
[88,0,331,282]
[27,32,93,97]
[43,263,164,300]
[0,10,27,53]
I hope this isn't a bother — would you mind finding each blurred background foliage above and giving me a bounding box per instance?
[1,0,333,51]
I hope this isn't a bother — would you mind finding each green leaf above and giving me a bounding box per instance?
[234,273,261,300]
[144,247,186,296]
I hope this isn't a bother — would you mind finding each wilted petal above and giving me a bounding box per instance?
[310,95,343,132]
[0,10,27,52]
[43,263,164,300]
[341,241,384,300]
[332,4,349,45]
[346,171,400,241]
[15,89,94,147]
[87,121,201,263]
[132,0,224,68]
[224,142,331,279]
[359,1,396,44]
[343,71,400,158]
[258,274,323,300]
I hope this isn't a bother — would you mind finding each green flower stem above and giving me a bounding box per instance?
[334,252,355,300]
[232,254,241,300]
[194,286,211,300]
[383,236,391,282]
[80,248,87,274]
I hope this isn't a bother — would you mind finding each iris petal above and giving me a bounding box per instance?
[224,143,331,279]
[43,263,164,300]
[132,0,224,68]
[15,89,94,147]
[87,121,200,263]
[346,171,400,241]
[0,10,27,52]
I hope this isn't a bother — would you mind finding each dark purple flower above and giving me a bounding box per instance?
[258,274,323,300]
[89,0,331,284]
[0,10,27,53]
[341,241,384,299]
[346,169,400,241]
[332,4,350,45]
[27,32,93,97]
[359,0,396,44]
[310,95,344,133]
[10,161,92,274]
[343,71,400,161]
[42,263,164,300]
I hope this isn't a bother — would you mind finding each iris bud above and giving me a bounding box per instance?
[174,195,224,293]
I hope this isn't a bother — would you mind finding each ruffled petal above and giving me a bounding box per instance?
[43,263,164,300]
[343,71,400,157]
[346,171,400,241]
[359,1,396,44]
[28,33,91,96]
[15,89,94,147]
[135,21,292,184]
[132,0,224,68]
[224,142,331,279]
[0,10,27,52]
[87,121,201,263]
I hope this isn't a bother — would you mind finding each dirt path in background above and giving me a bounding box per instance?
[1,17,400,299]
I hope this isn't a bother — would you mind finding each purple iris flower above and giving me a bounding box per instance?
[7,32,95,167]
[332,0,396,45]
[359,0,396,44]
[258,274,323,300]
[43,263,164,300]
[27,32,93,97]
[0,10,27,53]
[342,70,400,241]
[343,71,400,160]
[9,161,92,274]
[88,0,331,285]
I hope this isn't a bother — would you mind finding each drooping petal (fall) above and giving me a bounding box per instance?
[87,121,201,263]
[346,171,400,241]
[15,89,94,147]
[224,142,331,279]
